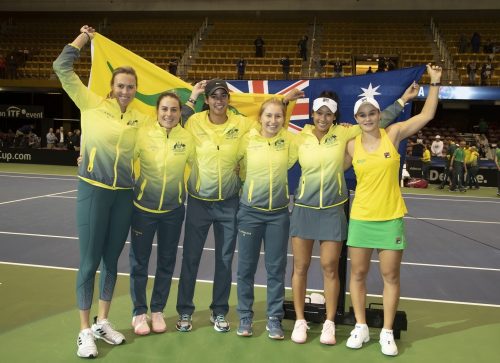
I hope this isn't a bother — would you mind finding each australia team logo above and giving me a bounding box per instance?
[274,138,285,150]
[225,127,239,139]
[173,141,186,153]
[324,134,338,145]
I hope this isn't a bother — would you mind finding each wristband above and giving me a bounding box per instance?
[430,82,441,86]
[82,32,91,42]
[187,97,197,104]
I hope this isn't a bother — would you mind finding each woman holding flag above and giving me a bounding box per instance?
[54,25,152,358]
[289,84,419,345]
[344,64,442,356]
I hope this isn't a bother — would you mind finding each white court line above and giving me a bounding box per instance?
[0,190,77,206]
[404,196,500,204]
[1,230,499,272]
[1,261,499,308]
[0,174,77,181]
[405,216,500,224]
[402,192,498,199]
[47,195,77,199]
[0,171,77,177]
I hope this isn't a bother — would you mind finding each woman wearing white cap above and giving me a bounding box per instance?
[290,84,420,345]
[344,64,442,356]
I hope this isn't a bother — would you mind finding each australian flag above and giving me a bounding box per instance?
[228,65,426,190]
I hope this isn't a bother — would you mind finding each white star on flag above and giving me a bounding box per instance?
[358,83,381,98]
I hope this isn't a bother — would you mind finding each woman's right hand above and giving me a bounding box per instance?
[80,25,96,40]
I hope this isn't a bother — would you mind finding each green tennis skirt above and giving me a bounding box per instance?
[347,218,407,250]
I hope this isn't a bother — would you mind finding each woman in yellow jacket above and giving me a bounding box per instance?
[129,92,194,335]
[53,26,152,358]
[344,64,442,356]
[235,98,297,340]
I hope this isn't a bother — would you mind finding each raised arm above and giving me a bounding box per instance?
[181,80,207,123]
[380,81,420,128]
[390,64,442,143]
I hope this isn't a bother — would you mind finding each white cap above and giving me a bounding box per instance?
[436,135,441,139]
[354,97,380,115]
[312,97,337,114]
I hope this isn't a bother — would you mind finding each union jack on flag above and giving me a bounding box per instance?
[227,79,311,133]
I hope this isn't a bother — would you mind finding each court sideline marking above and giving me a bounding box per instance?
[1,261,499,309]
[0,190,77,205]
[1,230,499,272]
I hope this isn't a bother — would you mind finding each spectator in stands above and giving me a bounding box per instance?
[483,39,494,54]
[28,130,40,148]
[66,131,75,150]
[450,139,467,192]
[471,32,481,53]
[421,143,431,181]
[236,57,247,80]
[168,58,178,76]
[0,53,5,79]
[6,129,15,147]
[6,52,17,79]
[478,118,489,135]
[376,58,386,72]
[366,67,373,74]
[480,59,494,86]
[387,58,397,71]
[46,127,57,149]
[458,34,468,53]
[298,35,308,61]
[72,129,81,151]
[57,126,65,148]
[494,144,500,196]
[438,138,456,189]
[330,57,347,77]
[431,134,444,156]
[290,83,420,346]
[54,25,154,359]
[254,36,265,57]
[411,138,424,157]
[467,145,480,189]
[467,61,477,85]
[235,98,296,340]
[344,64,442,357]
[129,92,194,336]
[280,56,291,80]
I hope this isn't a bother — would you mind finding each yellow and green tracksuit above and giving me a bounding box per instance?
[236,127,297,320]
[53,44,152,310]
[133,122,194,213]
[238,128,298,211]
[294,124,361,209]
[185,110,258,201]
[130,122,194,316]
[177,110,257,317]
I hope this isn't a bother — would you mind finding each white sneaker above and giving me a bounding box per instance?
[291,319,309,344]
[91,317,125,345]
[320,320,336,345]
[346,323,370,349]
[77,328,98,358]
[379,329,398,356]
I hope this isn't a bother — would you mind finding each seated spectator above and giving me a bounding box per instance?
[236,57,247,80]
[329,57,347,77]
[168,58,178,76]
[46,127,57,149]
[28,131,40,148]
[467,62,477,85]
[480,60,494,86]
[431,135,444,156]
[471,32,481,53]
[280,55,291,80]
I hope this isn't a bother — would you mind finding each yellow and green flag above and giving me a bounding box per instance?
[89,33,294,122]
